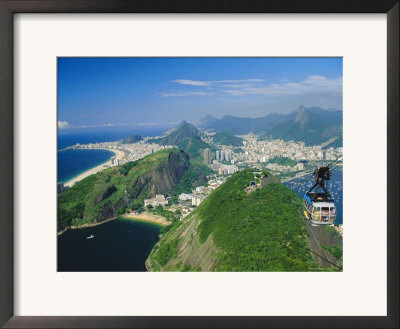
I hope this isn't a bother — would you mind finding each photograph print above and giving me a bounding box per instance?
[57,57,343,272]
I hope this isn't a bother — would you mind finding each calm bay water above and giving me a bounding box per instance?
[58,218,161,271]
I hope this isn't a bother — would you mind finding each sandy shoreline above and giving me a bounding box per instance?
[64,148,126,187]
[57,216,118,236]
[58,212,169,236]
[121,213,170,226]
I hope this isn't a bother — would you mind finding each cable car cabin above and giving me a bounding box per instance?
[303,194,336,225]
[303,165,336,225]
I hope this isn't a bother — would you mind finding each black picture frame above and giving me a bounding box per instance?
[0,1,398,328]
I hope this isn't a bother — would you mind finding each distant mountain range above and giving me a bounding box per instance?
[200,106,342,147]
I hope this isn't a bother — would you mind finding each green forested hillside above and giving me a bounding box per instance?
[149,122,200,145]
[148,122,215,162]
[122,134,143,143]
[58,148,209,232]
[212,131,243,146]
[173,159,214,195]
[177,136,216,162]
[268,157,297,167]
[196,170,314,271]
[148,170,317,272]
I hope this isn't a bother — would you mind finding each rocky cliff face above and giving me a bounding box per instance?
[135,151,190,197]
[294,104,309,128]
[58,149,198,232]
[88,151,189,222]
[92,150,190,223]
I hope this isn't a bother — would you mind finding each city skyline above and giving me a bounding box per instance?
[58,57,342,131]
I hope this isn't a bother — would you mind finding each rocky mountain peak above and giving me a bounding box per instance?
[178,120,187,128]
[295,105,309,127]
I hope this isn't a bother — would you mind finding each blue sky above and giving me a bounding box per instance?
[58,57,342,130]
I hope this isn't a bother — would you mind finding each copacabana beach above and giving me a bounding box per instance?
[64,148,125,187]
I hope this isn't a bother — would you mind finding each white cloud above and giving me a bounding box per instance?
[173,79,212,86]
[159,91,212,97]
[217,79,264,83]
[138,121,179,126]
[167,75,341,97]
[58,122,117,129]
[58,121,69,129]
[173,78,264,86]
[222,75,342,96]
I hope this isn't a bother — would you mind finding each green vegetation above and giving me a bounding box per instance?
[194,170,316,271]
[152,205,175,222]
[177,136,216,162]
[268,157,297,167]
[58,175,98,230]
[322,244,343,262]
[212,131,243,146]
[233,148,245,154]
[149,122,200,145]
[173,159,214,195]
[322,226,343,264]
[155,238,179,266]
[122,134,143,143]
[322,131,343,149]
[147,169,341,272]
[58,148,206,232]
[325,225,336,234]
[159,215,181,235]
[158,260,202,272]
[148,122,215,162]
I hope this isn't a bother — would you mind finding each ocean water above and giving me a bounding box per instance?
[57,126,170,150]
[58,218,161,271]
[58,149,114,183]
[57,126,167,183]
[284,168,343,225]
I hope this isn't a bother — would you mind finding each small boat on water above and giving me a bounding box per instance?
[87,234,94,239]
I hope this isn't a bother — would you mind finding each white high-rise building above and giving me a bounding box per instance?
[216,150,221,162]
[111,156,119,166]
[204,148,211,165]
